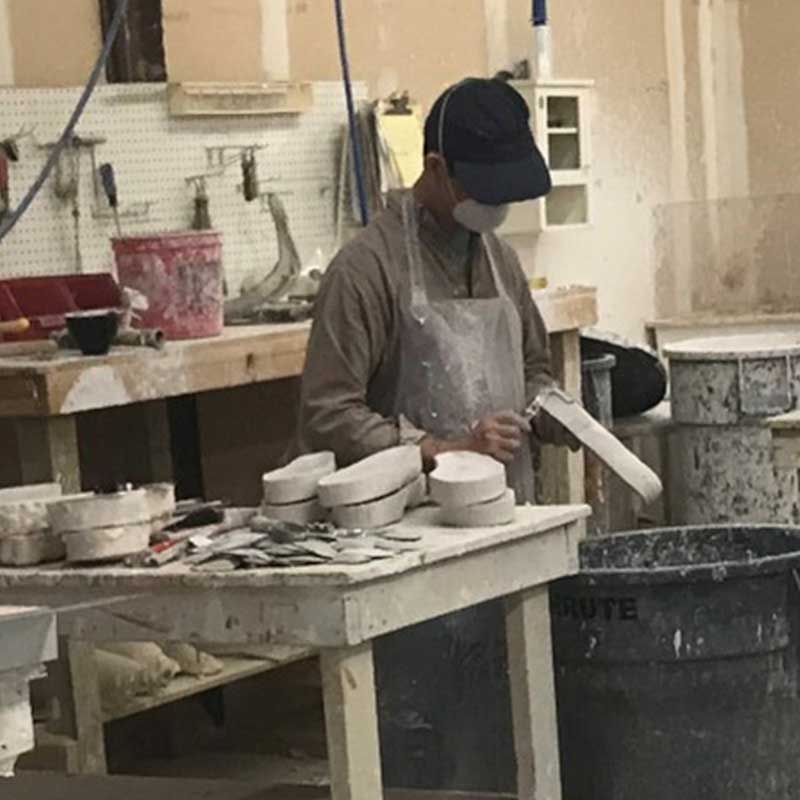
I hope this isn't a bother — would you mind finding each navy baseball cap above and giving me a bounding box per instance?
[424,78,551,205]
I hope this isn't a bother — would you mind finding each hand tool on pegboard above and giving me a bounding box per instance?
[190,178,212,230]
[241,148,259,202]
[99,162,123,237]
[0,152,9,222]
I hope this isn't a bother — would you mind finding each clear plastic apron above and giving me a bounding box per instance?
[374,193,530,793]
[394,191,535,502]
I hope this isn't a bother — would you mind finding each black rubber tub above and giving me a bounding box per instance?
[551,525,800,800]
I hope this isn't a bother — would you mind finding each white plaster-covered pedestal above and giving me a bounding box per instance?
[0,606,57,777]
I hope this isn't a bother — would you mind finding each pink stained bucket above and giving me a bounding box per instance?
[112,231,224,340]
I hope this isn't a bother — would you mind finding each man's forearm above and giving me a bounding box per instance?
[304,402,402,466]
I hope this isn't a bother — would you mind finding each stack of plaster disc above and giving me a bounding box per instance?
[49,490,152,563]
[318,445,425,529]
[145,483,177,534]
[430,452,516,528]
[261,452,337,525]
[0,483,74,566]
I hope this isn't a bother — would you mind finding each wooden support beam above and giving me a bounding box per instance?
[141,401,174,483]
[539,331,585,505]
[14,416,81,493]
[505,586,562,800]
[45,639,106,775]
[321,643,383,800]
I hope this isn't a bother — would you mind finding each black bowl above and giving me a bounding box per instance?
[65,310,120,356]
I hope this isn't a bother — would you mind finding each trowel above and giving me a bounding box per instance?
[528,387,663,505]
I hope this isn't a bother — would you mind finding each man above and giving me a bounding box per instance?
[298,78,574,501]
[297,78,577,792]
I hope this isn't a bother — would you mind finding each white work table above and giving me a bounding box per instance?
[0,504,588,800]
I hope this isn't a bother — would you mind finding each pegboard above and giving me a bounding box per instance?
[0,81,367,296]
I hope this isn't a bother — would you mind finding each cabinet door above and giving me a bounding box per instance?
[538,90,590,179]
[537,89,591,228]
[499,82,592,234]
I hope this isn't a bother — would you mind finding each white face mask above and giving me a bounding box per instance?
[452,199,510,233]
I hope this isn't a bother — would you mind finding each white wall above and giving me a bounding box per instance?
[260,0,290,81]
[484,0,759,342]
[483,0,670,342]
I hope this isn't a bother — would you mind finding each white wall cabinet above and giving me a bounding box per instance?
[501,79,594,235]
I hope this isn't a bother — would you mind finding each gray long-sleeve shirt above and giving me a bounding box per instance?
[296,192,554,466]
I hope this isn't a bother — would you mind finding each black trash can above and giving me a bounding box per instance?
[551,525,800,800]
[375,600,515,793]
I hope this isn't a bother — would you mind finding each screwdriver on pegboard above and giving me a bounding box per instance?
[0,151,9,222]
[99,162,123,238]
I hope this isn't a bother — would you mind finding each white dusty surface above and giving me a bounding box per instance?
[261,497,329,525]
[0,504,590,590]
[49,490,151,534]
[539,389,663,505]
[0,492,90,542]
[262,452,336,505]
[64,522,151,564]
[440,489,517,528]
[0,668,41,777]
[429,451,507,507]
[144,484,177,523]
[0,484,62,503]
[318,445,422,508]
[331,484,409,530]
[405,473,428,509]
[665,332,800,360]
[0,503,49,539]
[0,531,65,566]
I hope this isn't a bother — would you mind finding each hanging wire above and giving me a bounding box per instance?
[333,0,369,226]
[0,0,131,245]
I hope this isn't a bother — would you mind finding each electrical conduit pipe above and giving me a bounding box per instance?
[533,0,552,79]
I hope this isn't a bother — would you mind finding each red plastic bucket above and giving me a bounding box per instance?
[113,231,223,340]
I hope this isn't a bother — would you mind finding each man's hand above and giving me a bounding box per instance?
[468,411,531,463]
[420,410,531,468]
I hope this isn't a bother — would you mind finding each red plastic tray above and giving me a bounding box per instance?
[0,274,123,341]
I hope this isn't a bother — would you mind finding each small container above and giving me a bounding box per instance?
[65,309,120,356]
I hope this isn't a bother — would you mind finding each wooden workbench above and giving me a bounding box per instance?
[0,504,588,800]
[0,285,597,503]
[0,286,596,784]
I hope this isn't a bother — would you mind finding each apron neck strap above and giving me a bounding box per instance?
[401,192,429,308]
[401,191,514,307]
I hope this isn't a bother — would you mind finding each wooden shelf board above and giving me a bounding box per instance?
[104,648,314,722]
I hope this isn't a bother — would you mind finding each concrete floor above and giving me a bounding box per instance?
[104,659,329,789]
[132,751,329,787]
[11,774,513,800]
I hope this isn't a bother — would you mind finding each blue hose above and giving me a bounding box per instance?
[333,0,369,226]
[533,0,548,26]
[0,0,130,245]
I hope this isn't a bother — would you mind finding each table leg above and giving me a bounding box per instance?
[141,400,174,483]
[14,415,81,493]
[540,330,585,505]
[46,638,107,775]
[320,642,383,800]
[505,586,562,800]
